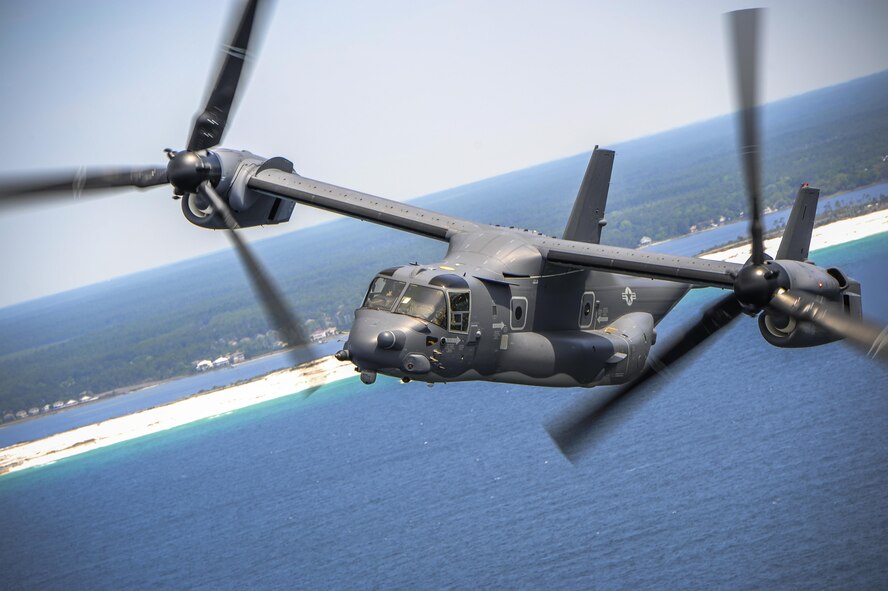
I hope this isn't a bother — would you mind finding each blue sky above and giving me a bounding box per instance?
[1,0,887,307]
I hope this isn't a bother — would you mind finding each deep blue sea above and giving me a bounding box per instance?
[1,234,887,590]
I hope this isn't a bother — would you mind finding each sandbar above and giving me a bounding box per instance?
[0,356,357,476]
[700,208,888,263]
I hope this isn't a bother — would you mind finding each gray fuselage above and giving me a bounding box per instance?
[344,228,689,387]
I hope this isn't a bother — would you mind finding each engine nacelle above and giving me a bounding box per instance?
[181,150,295,230]
[758,260,862,348]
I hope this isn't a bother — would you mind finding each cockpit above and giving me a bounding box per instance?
[362,275,471,333]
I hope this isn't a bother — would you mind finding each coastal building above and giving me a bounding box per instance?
[15,410,27,419]
[52,401,65,410]
[212,356,230,368]
[310,327,338,343]
[28,407,40,416]
[195,360,213,372]
[231,352,245,364]
[2,413,14,422]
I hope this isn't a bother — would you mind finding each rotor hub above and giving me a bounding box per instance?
[733,262,788,310]
[166,150,221,194]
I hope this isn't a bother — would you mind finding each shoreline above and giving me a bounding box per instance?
[2,210,886,477]
[0,356,357,476]
[0,340,340,430]
[700,208,888,264]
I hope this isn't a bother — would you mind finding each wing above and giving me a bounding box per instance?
[537,236,743,289]
[248,168,481,241]
[248,166,740,287]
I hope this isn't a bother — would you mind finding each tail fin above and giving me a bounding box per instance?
[563,146,614,244]
[776,184,819,261]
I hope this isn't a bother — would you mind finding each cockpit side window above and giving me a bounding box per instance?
[448,291,470,333]
[362,277,406,311]
[394,284,447,328]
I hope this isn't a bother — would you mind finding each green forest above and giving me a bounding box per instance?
[1,71,887,416]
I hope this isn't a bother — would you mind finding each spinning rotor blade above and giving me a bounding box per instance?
[727,8,765,265]
[770,290,888,364]
[187,0,264,152]
[0,166,168,206]
[198,182,318,387]
[547,294,743,462]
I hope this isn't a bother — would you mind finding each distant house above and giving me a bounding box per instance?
[638,236,652,247]
[28,407,40,416]
[52,401,65,410]
[231,352,245,364]
[3,413,15,422]
[15,410,28,419]
[195,360,213,372]
[79,395,95,403]
[65,399,78,407]
[310,327,338,343]
[213,356,230,368]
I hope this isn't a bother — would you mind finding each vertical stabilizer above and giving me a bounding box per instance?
[562,147,615,244]
[776,185,819,261]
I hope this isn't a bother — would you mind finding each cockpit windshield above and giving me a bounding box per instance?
[394,284,447,328]
[362,276,470,332]
[362,276,406,311]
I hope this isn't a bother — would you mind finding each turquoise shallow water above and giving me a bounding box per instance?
[1,234,886,590]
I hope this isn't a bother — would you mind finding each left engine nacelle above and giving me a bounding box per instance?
[182,150,295,230]
[758,261,862,348]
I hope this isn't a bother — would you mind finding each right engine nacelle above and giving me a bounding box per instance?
[759,263,862,348]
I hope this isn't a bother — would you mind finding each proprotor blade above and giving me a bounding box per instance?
[547,294,743,462]
[187,0,264,152]
[198,182,319,388]
[770,290,888,365]
[0,165,168,206]
[727,8,765,265]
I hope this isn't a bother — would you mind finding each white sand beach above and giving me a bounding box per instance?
[0,356,357,476]
[701,208,888,263]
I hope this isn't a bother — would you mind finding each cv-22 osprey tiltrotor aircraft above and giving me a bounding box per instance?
[2,2,885,458]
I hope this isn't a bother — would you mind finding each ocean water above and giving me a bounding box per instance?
[1,234,886,590]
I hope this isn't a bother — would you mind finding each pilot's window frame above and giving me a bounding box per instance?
[447,289,471,333]
[394,284,448,328]
[362,276,406,312]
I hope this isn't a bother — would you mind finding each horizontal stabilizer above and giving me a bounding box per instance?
[776,185,819,261]
[563,147,614,244]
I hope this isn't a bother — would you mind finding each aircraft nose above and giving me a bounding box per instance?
[343,309,432,375]
[376,330,405,350]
